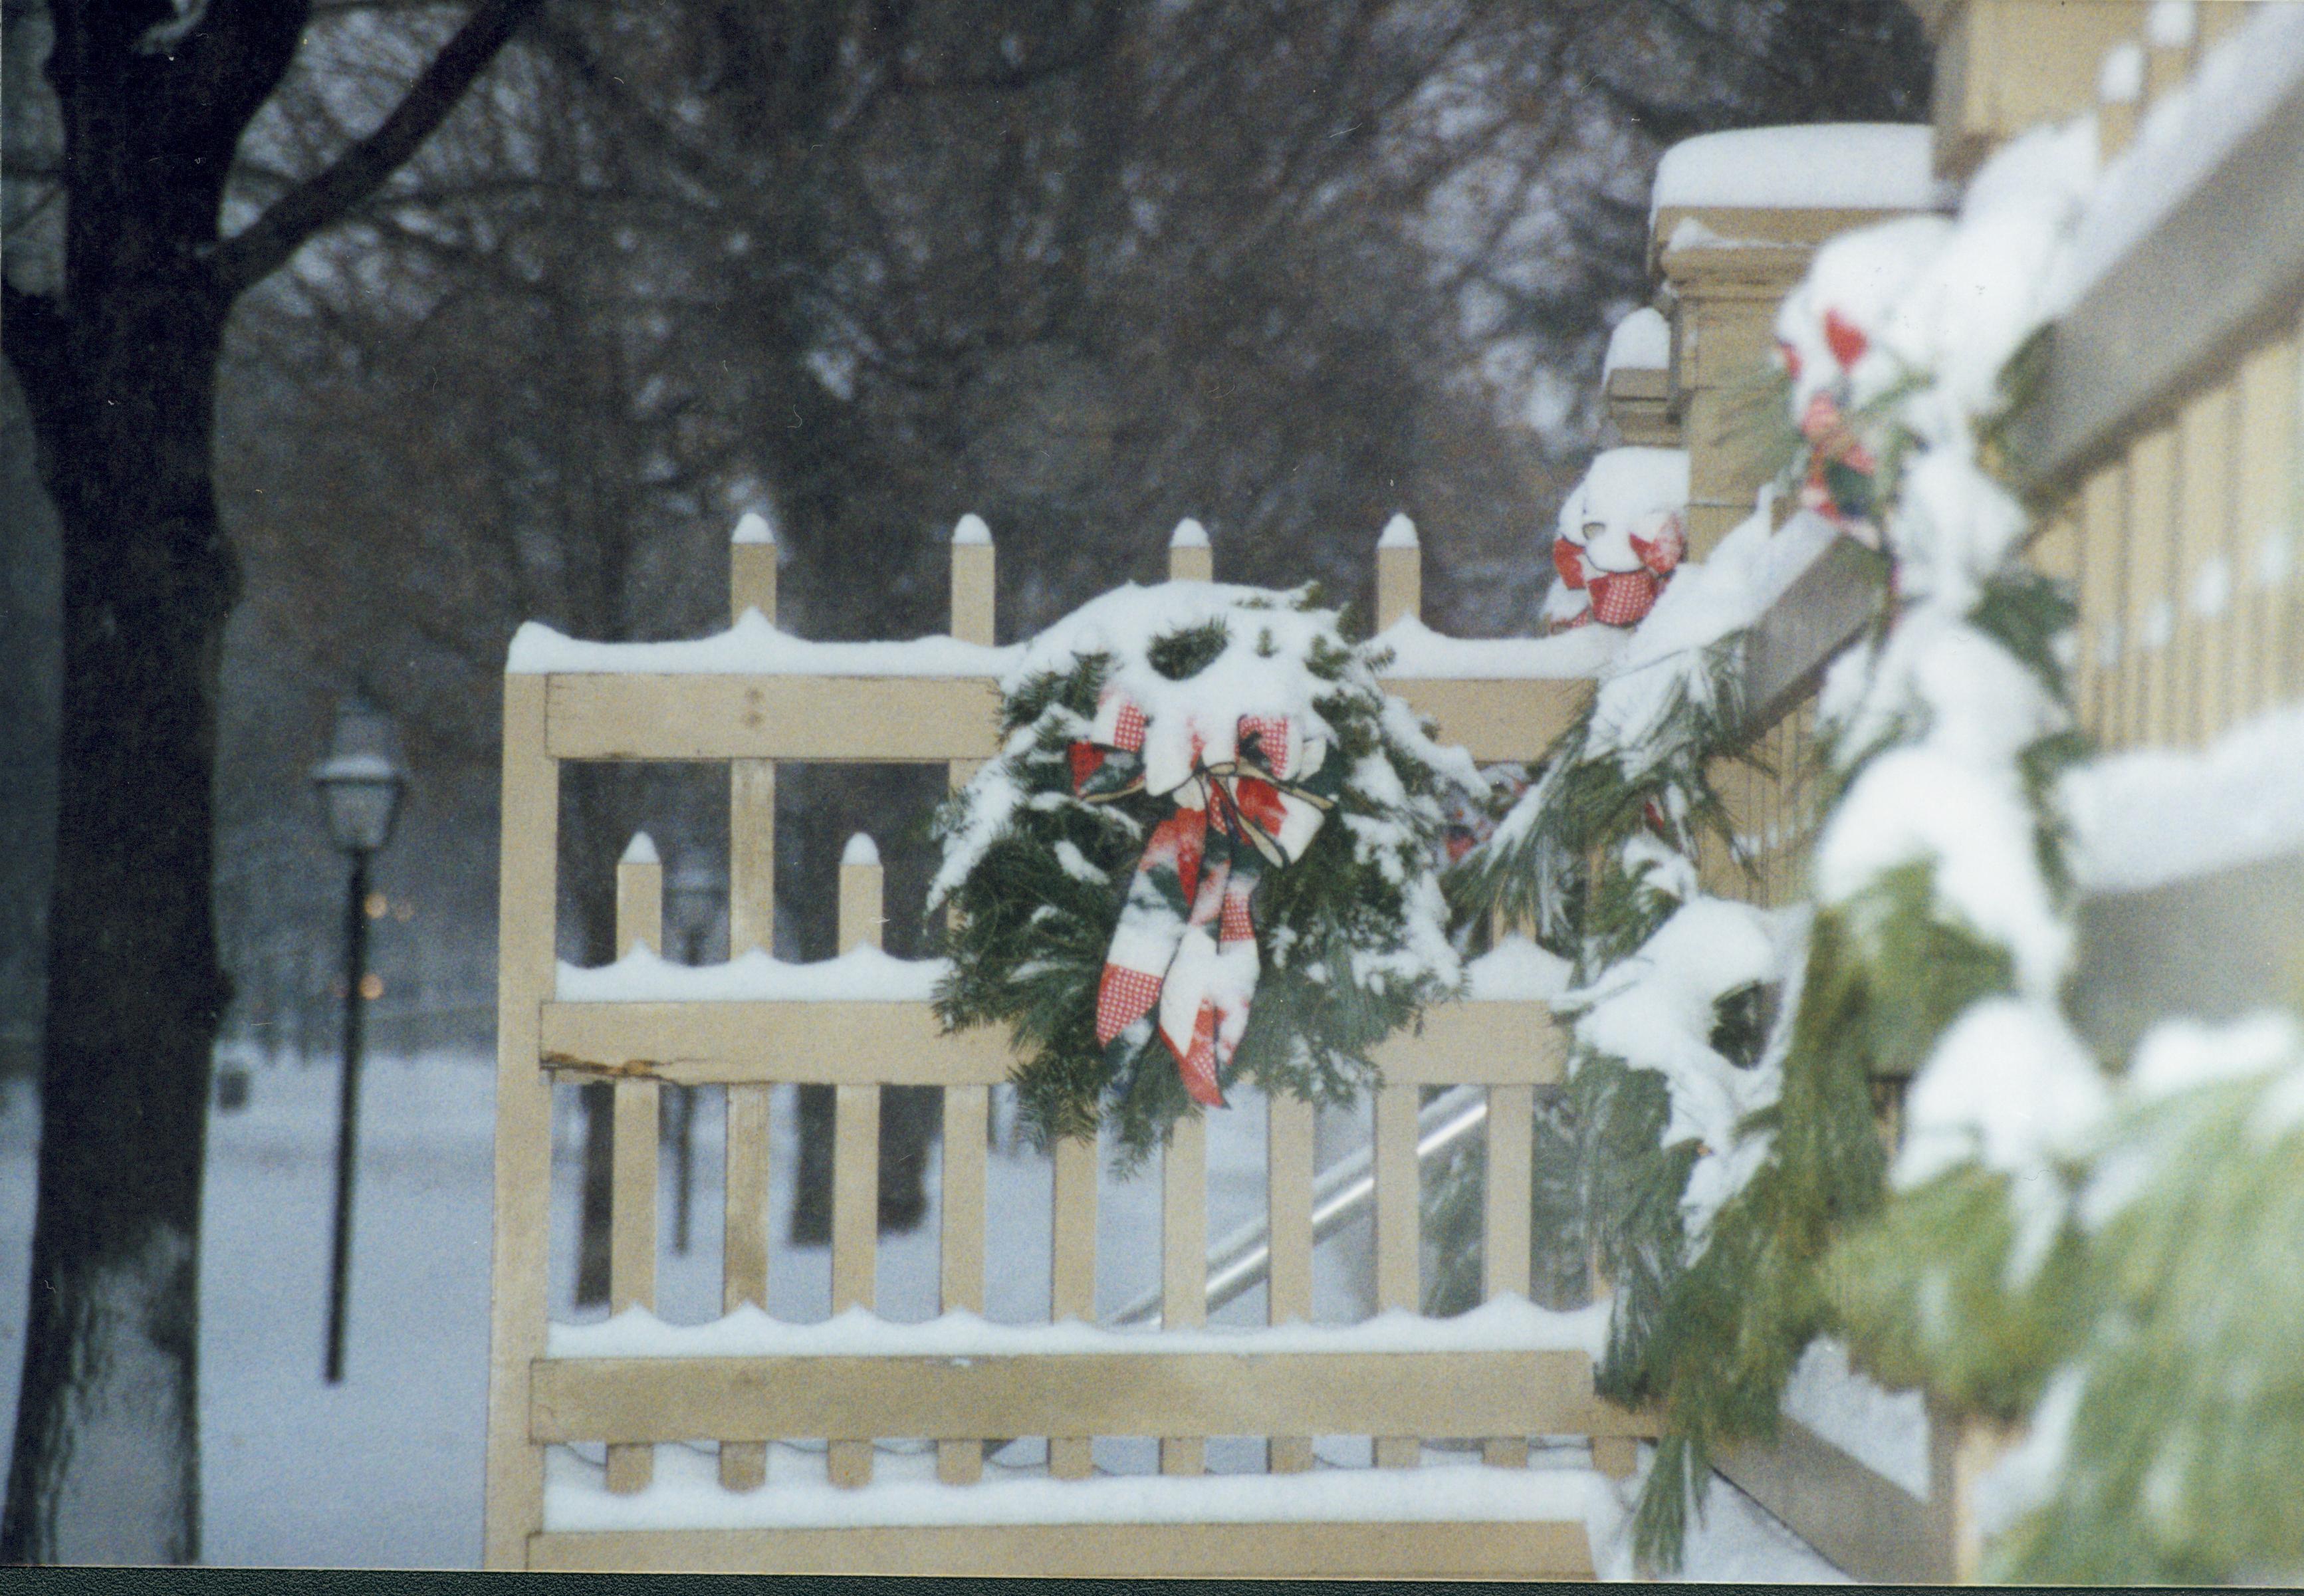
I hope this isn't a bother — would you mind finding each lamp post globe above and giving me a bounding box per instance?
[310,696,405,1383]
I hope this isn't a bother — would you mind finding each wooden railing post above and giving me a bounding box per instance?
[723,513,777,1490]
[606,834,663,1495]
[482,675,557,1567]
[829,834,885,1488]
[941,514,995,1486]
[1169,516,1212,582]
[1375,514,1421,631]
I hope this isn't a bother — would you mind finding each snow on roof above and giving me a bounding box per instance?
[620,832,659,866]
[840,832,881,868]
[1601,308,1669,380]
[2058,4,2304,306]
[1168,516,1209,549]
[951,512,991,545]
[1376,513,1419,549]
[731,511,775,544]
[1649,123,1950,222]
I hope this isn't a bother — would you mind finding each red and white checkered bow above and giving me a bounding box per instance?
[1070,689,1337,1107]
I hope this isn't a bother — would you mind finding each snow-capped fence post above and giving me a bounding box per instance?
[1375,513,1420,629]
[723,514,779,1492]
[607,834,665,1495]
[951,514,996,645]
[830,834,886,1488]
[939,514,998,1487]
[1169,516,1212,581]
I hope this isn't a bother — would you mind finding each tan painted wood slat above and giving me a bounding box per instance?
[1482,1083,1535,1469]
[2237,329,2301,718]
[483,676,557,1569]
[938,729,992,1489]
[527,1518,1597,1578]
[723,740,776,1491]
[530,1349,1635,1442]
[1373,1085,1422,1468]
[951,536,996,648]
[2077,461,2129,743]
[1160,1113,1209,1477]
[828,846,885,1490]
[1377,536,1421,630]
[2125,425,2180,748]
[722,534,778,1493]
[1264,1094,1316,1474]
[544,995,1563,1089]
[549,674,1005,762]
[1363,1000,1569,1084]
[937,1082,989,1486]
[2174,380,2238,745]
[544,671,1591,770]
[1168,534,1213,583]
[1381,677,1590,764]
[606,846,664,1496]
[540,1002,1015,1085]
[1048,1133,1099,1480]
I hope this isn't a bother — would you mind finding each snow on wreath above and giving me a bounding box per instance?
[929,581,1482,1159]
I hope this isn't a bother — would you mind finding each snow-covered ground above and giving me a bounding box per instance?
[0,1052,1843,1577]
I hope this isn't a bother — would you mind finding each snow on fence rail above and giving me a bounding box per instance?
[486,516,1652,1577]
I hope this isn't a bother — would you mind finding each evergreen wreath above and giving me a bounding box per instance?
[929,582,1478,1163]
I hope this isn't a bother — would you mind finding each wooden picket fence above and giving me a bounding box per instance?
[483,524,1656,1576]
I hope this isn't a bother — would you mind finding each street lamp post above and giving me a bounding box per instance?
[310,697,405,1383]
[663,860,725,1255]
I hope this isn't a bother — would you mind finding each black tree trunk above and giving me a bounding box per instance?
[1,269,237,1562]
[1,0,538,1559]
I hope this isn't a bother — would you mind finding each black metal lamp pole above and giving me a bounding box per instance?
[310,697,404,1385]
[325,846,373,1383]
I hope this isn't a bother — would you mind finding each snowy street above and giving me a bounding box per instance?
[0,1052,1841,1575]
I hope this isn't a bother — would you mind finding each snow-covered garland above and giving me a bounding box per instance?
[1601,122,2113,1568]
[930,582,1479,1161]
[1445,447,1836,1469]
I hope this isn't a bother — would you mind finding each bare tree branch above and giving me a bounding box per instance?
[212,0,544,297]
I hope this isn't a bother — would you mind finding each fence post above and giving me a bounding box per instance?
[1169,516,1212,582]
[1375,513,1421,631]
[606,834,663,1494]
[951,513,996,641]
[482,675,556,1567]
[723,513,778,1490]
[830,834,885,1488]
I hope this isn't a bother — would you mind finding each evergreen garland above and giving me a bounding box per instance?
[931,584,1472,1163]
[1982,1018,2304,1584]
